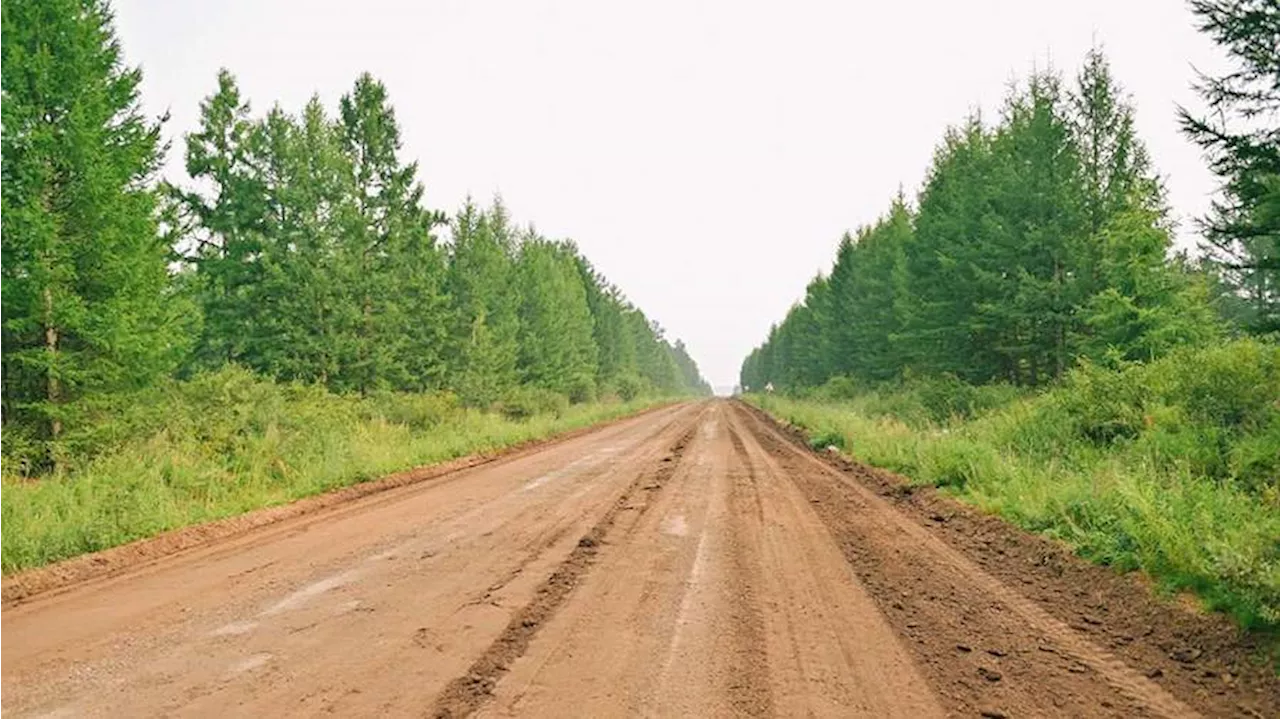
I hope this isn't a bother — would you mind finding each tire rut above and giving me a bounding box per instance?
[716,422,775,716]
[733,401,1234,718]
[429,425,698,718]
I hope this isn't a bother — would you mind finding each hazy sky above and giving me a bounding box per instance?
[114,0,1227,390]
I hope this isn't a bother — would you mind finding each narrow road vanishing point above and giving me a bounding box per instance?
[4,401,1274,717]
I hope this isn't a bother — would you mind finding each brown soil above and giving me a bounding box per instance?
[1,402,674,607]
[3,399,1276,717]
[740,400,1280,718]
[431,425,697,718]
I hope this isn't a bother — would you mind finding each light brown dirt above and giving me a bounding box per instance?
[3,400,1275,718]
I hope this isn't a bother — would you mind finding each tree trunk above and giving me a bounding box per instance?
[43,285,62,439]
[0,301,8,424]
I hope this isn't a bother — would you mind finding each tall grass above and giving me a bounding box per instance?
[749,339,1280,631]
[1,366,671,574]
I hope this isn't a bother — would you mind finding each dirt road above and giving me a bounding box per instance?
[3,401,1275,717]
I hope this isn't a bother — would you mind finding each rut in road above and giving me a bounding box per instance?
[430,421,699,717]
[3,400,1276,718]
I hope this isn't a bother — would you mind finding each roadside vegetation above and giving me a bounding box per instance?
[2,366,673,573]
[742,1,1279,632]
[749,338,1279,630]
[1,1,708,572]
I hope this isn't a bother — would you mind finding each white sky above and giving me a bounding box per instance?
[114,0,1228,391]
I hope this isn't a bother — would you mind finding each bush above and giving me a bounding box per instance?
[1053,360,1151,444]
[0,424,43,478]
[1229,415,1280,494]
[908,373,1025,424]
[369,390,459,430]
[497,386,570,421]
[613,373,646,402]
[816,376,860,401]
[1153,340,1280,430]
[808,429,847,451]
[566,375,597,405]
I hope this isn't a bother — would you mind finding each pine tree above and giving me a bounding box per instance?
[846,197,912,382]
[1079,208,1221,362]
[516,236,598,400]
[337,73,448,393]
[2,0,187,458]
[173,70,267,370]
[273,97,360,387]
[1072,47,1162,237]
[906,116,1007,382]
[446,198,520,405]
[744,51,1229,394]
[1179,0,1280,333]
[989,70,1087,383]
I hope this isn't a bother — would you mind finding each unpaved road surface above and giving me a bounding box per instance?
[4,401,1276,717]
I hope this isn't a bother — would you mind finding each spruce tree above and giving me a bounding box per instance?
[174,70,267,370]
[446,198,520,405]
[516,236,598,400]
[1179,0,1279,333]
[337,73,448,393]
[2,0,186,458]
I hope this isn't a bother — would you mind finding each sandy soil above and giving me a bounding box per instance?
[3,400,1275,717]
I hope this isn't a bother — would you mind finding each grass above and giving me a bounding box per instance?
[746,339,1280,633]
[1,366,674,574]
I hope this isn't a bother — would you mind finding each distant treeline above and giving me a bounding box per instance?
[742,13,1278,392]
[2,0,709,470]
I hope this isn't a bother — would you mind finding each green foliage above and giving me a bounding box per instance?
[2,0,189,464]
[815,376,860,401]
[909,373,987,424]
[515,238,599,397]
[446,199,521,406]
[1052,360,1152,444]
[1179,0,1280,335]
[808,429,846,452]
[0,2,712,572]
[1155,340,1278,430]
[496,386,571,421]
[0,366,668,572]
[742,49,1223,395]
[749,341,1280,630]
[161,62,709,407]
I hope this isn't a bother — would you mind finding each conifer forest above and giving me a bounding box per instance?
[3,3,1280,715]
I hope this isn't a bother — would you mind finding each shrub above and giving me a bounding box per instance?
[919,436,998,490]
[1053,359,1151,444]
[910,373,983,424]
[613,373,646,402]
[1229,415,1280,494]
[816,376,860,401]
[369,391,459,430]
[808,429,847,451]
[1153,340,1279,431]
[566,375,597,405]
[498,386,570,420]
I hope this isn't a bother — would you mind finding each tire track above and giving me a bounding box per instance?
[721,422,776,716]
[733,401,1204,718]
[429,425,698,718]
